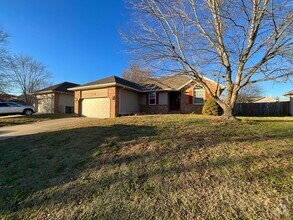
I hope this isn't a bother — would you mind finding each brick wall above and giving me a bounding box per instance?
[108,87,119,118]
[140,104,169,114]
[180,82,219,114]
[140,91,169,114]
[53,93,59,113]
[74,90,82,116]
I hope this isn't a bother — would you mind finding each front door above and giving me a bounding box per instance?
[169,92,181,111]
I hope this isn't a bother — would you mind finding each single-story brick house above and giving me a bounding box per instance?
[69,75,224,118]
[34,82,79,113]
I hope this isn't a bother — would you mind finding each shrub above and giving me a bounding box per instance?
[202,98,223,116]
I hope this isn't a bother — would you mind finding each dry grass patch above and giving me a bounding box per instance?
[0,115,292,219]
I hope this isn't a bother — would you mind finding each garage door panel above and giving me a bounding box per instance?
[81,98,110,118]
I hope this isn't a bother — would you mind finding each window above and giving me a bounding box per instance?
[0,103,8,107]
[7,103,20,107]
[149,92,156,105]
[65,106,74,114]
[193,87,205,104]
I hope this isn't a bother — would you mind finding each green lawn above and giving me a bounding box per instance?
[0,115,292,219]
[0,113,75,127]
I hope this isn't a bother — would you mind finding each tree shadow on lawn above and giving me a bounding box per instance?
[0,130,12,135]
[238,116,293,123]
[26,113,76,119]
[0,120,291,218]
[11,142,292,219]
[0,123,157,214]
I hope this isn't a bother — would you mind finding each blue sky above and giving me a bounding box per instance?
[0,0,292,99]
[0,0,129,87]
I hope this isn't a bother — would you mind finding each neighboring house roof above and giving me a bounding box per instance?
[0,93,27,105]
[34,82,80,94]
[248,96,278,103]
[283,90,293,97]
[0,93,18,101]
[69,74,225,93]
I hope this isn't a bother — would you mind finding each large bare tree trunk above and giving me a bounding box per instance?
[222,106,234,119]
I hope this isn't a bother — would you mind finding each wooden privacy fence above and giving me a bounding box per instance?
[233,102,290,116]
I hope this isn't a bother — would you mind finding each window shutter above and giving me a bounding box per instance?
[146,93,149,105]
[205,91,210,100]
[189,89,193,104]
[156,92,159,105]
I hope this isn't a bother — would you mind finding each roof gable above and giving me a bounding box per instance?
[140,75,192,91]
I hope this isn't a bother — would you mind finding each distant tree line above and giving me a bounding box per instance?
[122,63,153,83]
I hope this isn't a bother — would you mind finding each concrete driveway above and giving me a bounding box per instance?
[0,117,94,141]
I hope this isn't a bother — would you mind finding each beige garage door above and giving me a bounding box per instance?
[81,98,110,118]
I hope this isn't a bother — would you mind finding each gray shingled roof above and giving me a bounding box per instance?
[34,82,80,94]
[70,75,221,92]
[140,75,192,91]
[77,75,192,91]
[82,76,143,91]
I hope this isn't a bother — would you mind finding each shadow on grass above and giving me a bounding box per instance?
[0,118,291,218]
[0,124,157,214]
[0,130,12,135]
[238,116,293,123]
[27,113,76,119]
[7,138,291,218]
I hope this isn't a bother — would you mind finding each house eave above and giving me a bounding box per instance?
[68,83,117,91]
[142,89,178,92]
[176,78,226,90]
[34,90,74,95]
[176,80,194,90]
[33,90,54,95]
[68,83,142,92]
[115,83,142,92]
[187,76,226,89]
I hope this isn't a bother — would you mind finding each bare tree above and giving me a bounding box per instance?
[7,54,51,104]
[122,63,153,83]
[237,83,263,103]
[124,0,293,119]
[0,28,10,93]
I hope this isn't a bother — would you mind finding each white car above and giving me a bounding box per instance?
[0,102,36,116]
